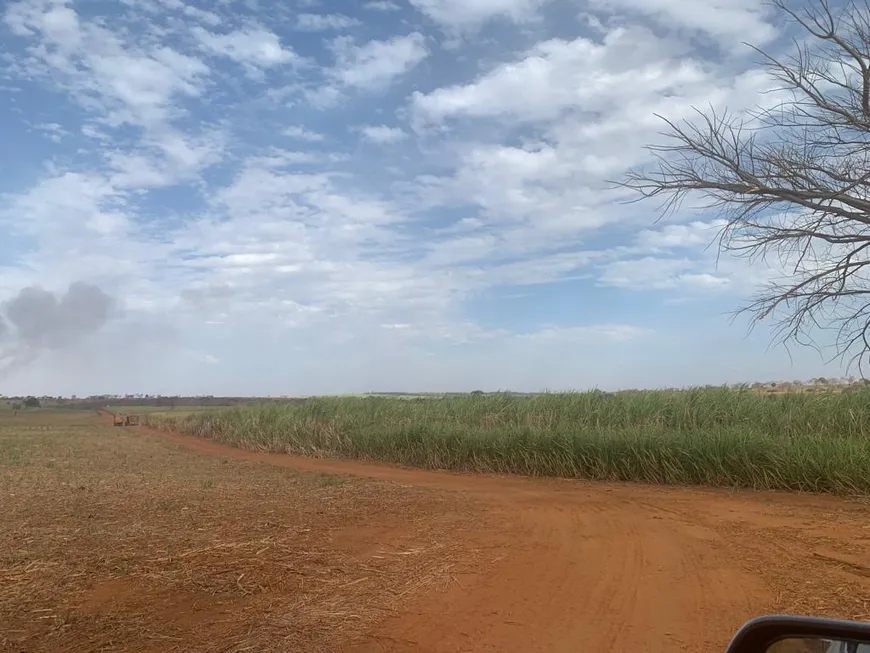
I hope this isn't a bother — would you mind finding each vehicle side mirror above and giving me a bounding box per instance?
[726,616,870,653]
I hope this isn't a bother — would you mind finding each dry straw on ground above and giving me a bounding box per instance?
[0,412,486,653]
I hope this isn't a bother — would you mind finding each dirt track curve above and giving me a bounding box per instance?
[133,421,870,653]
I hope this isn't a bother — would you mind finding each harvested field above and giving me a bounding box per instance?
[0,411,485,652]
[3,410,870,652]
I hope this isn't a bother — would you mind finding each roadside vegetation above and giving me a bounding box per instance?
[145,388,870,495]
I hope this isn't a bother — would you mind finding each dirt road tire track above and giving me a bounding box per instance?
[131,419,870,653]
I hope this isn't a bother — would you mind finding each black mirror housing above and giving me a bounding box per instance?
[727,616,870,653]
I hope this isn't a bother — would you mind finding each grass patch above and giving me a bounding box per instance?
[146,388,870,494]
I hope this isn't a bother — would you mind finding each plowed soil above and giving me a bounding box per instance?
[3,411,870,653]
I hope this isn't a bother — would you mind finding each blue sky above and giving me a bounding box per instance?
[0,0,848,396]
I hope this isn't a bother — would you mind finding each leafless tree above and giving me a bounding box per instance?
[620,0,870,375]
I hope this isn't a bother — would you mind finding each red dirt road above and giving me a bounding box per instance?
[134,423,870,653]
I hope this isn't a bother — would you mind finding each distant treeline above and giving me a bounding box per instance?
[2,381,865,412]
[2,396,312,410]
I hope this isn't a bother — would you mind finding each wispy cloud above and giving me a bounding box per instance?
[364,1,401,11]
[409,0,549,30]
[295,13,361,32]
[6,1,211,128]
[283,125,325,141]
[360,124,407,144]
[330,32,429,90]
[590,0,775,45]
[193,25,298,70]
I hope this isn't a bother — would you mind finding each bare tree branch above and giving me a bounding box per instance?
[618,0,870,375]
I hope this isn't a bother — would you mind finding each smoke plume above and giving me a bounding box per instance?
[0,282,116,377]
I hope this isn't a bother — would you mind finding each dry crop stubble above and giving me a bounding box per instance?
[0,411,488,653]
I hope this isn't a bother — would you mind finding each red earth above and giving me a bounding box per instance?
[140,420,870,652]
[3,411,869,652]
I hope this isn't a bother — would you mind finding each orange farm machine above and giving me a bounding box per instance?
[112,413,141,427]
